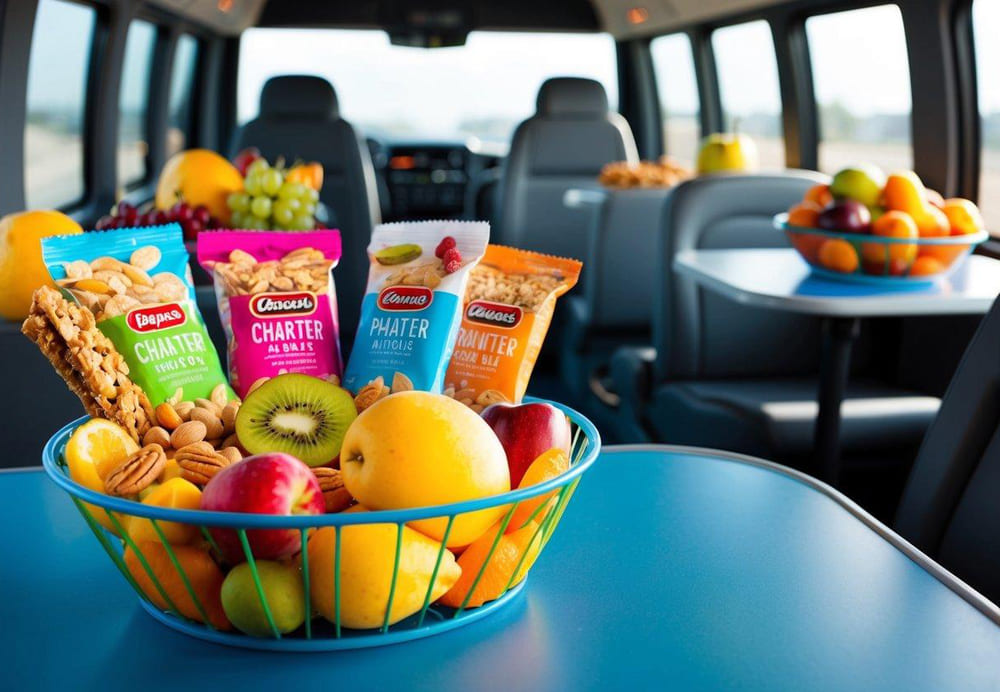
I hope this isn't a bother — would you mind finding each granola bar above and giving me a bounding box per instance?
[22,286,154,442]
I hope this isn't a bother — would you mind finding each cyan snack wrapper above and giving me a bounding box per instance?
[344,221,489,394]
[42,224,232,406]
[197,230,344,398]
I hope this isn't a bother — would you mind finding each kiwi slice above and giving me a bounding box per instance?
[375,243,422,265]
[236,374,357,467]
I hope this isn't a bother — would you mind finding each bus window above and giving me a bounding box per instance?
[167,35,199,158]
[806,6,912,175]
[711,20,784,169]
[650,33,699,166]
[973,0,999,232]
[24,0,94,209]
[118,20,156,188]
[237,30,617,149]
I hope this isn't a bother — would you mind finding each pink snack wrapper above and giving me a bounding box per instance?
[197,230,343,397]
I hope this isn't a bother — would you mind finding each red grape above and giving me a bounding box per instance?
[172,203,194,224]
[193,206,211,226]
[95,216,112,230]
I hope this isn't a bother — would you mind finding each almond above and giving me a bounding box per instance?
[190,407,224,439]
[142,426,171,448]
[221,401,240,434]
[171,420,207,449]
[194,398,222,417]
[219,447,243,465]
[312,467,354,513]
[155,402,183,430]
[210,383,229,409]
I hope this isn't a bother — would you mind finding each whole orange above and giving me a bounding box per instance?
[943,198,985,236]
[787,201,822,228]
[155,149,243,224]
[909,256,946,277]
[804,184,834,208]
[0,210,82,320]
[817,239,859,274]
[506,448,570,533]
[862,210,918,273]
[916,205,951,238]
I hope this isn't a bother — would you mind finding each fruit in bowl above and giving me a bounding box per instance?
[783,165,987,279]
[200,453,325,564]
[480,402,572,487]
[340,391,510,548]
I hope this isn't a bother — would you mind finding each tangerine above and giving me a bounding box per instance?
[909,256,946,277]
[862,210,918,272]
[817,239,859,274]
[787,201,822,228]
[804,184,834,208]
[506,448,570,533]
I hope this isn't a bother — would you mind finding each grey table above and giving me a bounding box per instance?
[674,248,1000,483]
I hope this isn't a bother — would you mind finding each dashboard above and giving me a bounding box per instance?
[367,139,502,222]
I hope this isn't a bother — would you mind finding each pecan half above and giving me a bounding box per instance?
[105,444,167,496]
[176,442,232,486]
[312,467,354,513]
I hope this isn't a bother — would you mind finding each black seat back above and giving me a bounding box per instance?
[895,296,1000,602]
[231,75,380,348]
[653,172,827,382]
[496,77,638,258]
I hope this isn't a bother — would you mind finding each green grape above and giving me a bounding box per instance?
[244,174,263,197]
[277,182,298,200]
[302,202,317,217]
[227,192,250,212]
[246,159,270,177]
[230,211,246,228]
[261,169,283,196]
[243,214,269,230]
[272,200,295,227]
[290,213,314,231]
[306,187,319,203]
[250,196,273,219]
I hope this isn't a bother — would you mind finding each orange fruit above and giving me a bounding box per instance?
[0,210,83,320]
[65,419,139,534]
[507,448,570,533]
[916,205,951,238]
[787,201,822,228]
[124,541,231,630]
[943,198,985,236]
[909,256,946,277]
[155,149,243,224]
[862,210,918,272]
[124,477,202,545]
[918,243,968,266]
[286,162,323,191]
[438,519,542,609]
[804,184,834,208]
[927,189,946,210]
[817,239,859,274]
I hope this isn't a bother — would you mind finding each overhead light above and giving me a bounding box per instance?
[218,0,233,13]
[626,7,649,25]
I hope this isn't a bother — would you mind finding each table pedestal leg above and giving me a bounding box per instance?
[815,317,860,486]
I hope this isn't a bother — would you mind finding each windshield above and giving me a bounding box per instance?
[238,29,618,150]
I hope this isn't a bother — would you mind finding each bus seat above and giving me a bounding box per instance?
[559,188,671,406]
[230,75,380,349]
[495,77,638,258]
[895,295,1000,603]
[615,172,939,460]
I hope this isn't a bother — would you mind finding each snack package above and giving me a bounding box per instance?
[344,221,489,396]
[197,230,344,398]
[42,224,231,406]
[445,246,581,407]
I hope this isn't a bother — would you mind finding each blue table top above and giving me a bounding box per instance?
[3,446,999,691]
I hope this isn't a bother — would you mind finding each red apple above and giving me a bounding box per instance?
[480,403,572,486]
[201,453,324,564]
[233,147,262,177]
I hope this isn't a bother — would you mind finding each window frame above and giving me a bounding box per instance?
[648,31,702,164]
[117,17,160,191]
[22,0,102,213]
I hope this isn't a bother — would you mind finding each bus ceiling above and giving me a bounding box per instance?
[154,0,785,40]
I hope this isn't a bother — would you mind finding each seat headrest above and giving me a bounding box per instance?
[260,76,339,119]
[536,77,609,117]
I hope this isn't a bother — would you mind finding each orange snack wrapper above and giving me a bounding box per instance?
[444,245,581,407]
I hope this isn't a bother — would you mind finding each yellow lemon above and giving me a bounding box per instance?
[0,210,83,320]
[340,392,510,548]
[155,149,243,224]
[65,419,139,533]
[307,512,461,629]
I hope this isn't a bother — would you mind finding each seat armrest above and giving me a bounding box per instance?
[609,345,657,441]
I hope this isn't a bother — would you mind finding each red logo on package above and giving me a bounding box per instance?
[127,303,187,333]
[250,292,318,318]
[465,300,522,328]
[378,286,433,311]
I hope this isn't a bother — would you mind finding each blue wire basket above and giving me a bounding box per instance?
[42,399,600,651]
